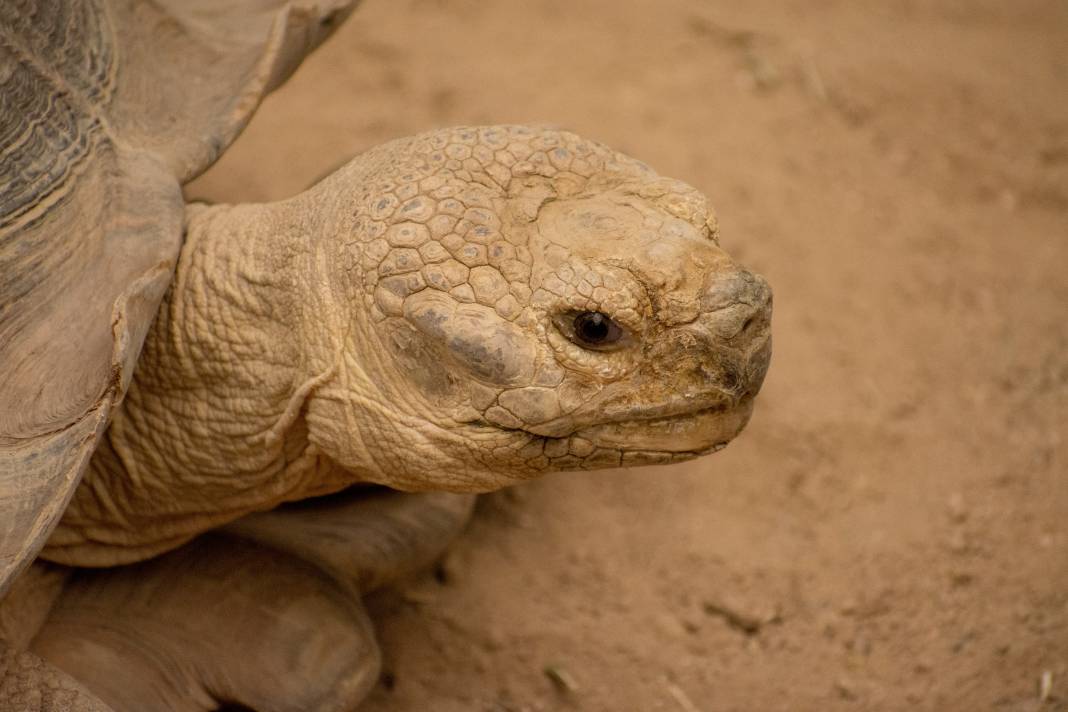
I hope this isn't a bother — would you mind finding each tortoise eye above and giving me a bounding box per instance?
[571,311,624,349]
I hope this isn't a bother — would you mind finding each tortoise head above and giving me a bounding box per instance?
[304,126,771,492]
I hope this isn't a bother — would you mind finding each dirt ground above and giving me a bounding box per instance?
[187,1,1068,710]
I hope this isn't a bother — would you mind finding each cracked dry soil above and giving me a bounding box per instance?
[188,1,1068,710]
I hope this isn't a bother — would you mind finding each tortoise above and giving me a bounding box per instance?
[0,1,772,709]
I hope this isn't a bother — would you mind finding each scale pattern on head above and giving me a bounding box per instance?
[306,126,772,492]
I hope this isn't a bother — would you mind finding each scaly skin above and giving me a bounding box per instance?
[46,125,772,566]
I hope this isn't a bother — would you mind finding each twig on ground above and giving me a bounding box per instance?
[544,664,579,694]
[1039,670,1053,703]
[664,678,701,712]
[702,596,780,635]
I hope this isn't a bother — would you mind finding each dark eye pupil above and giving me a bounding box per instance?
[574,312,611,343]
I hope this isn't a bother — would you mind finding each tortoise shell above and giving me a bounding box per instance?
[0,0,357,597]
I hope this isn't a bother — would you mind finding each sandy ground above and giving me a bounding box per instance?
[188,1,1068,710]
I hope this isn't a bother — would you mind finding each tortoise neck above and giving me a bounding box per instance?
[46,200,349,566]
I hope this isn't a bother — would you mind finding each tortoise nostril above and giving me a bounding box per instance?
[698,267,772,343]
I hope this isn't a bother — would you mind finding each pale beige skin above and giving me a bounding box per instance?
[47,126,771,568]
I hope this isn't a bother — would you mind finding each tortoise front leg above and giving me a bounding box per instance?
[223,489,477,597]
[27,490,475,712]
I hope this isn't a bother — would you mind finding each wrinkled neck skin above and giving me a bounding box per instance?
[47,181,524,567]
[47,199,348,566]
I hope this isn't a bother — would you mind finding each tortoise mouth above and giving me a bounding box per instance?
[575,396,754,454]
